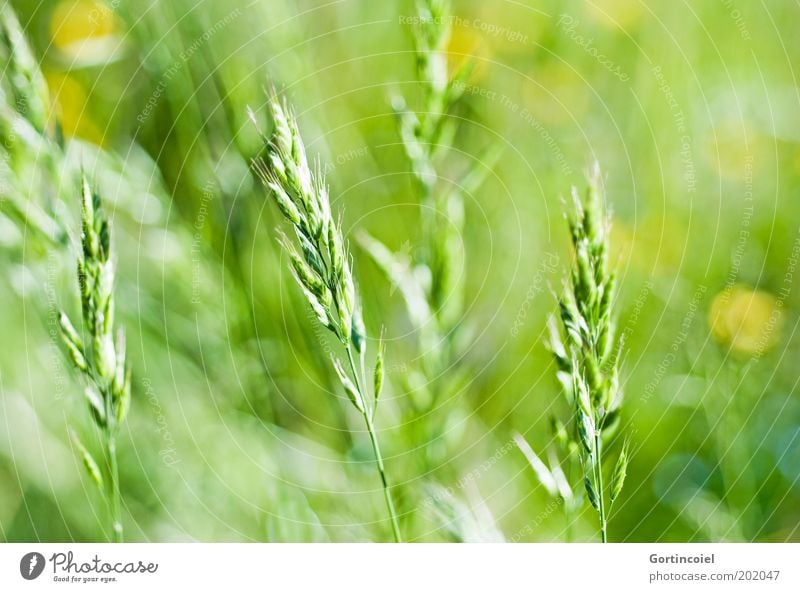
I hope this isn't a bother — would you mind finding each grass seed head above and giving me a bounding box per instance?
[548,163,626,542]
[251,91,402,541]
[60,176,130,542]
[252,92,361,347]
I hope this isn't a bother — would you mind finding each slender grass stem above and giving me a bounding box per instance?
[363,413,402,543]
[346,344,401,542]
[345,345,364,404]
[106,433,123,543]
[594,432,607,543]
[102,386,123,542]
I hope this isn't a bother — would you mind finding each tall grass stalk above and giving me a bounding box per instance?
[3,7,132,541]
[359,0,496,472]
[517,164,629,542]
[559,163,628,542]
[59,176,131,542]
[250,93,401,542]
[0,3,67,247]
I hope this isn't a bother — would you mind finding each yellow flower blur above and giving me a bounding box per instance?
[710,284,782,355]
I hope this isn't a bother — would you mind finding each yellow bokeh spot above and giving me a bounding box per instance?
[585,0,644,30]
[709,284,782,355]
[522,61,590,127]
[609,219,637,267]
[49,0,120,61]
[643,214,686,273]
[447,23,490,80]
[473,5,543,57]
[609,214,685,274]
[44,72,103,146]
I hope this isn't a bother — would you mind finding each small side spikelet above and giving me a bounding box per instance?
[610,440,630,506]
[58,312,87,372]
[332,357,365,414]
[584,476,599,511]
[70,429,103,491]
[373,331,385,407]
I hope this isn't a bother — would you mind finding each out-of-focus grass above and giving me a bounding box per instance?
[1,0,798,542]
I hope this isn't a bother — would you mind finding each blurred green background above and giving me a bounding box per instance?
[1,0,799,542]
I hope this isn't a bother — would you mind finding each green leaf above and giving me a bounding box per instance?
[356,231,432,331]
[446,141,504,203]
[513,433,558,498]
